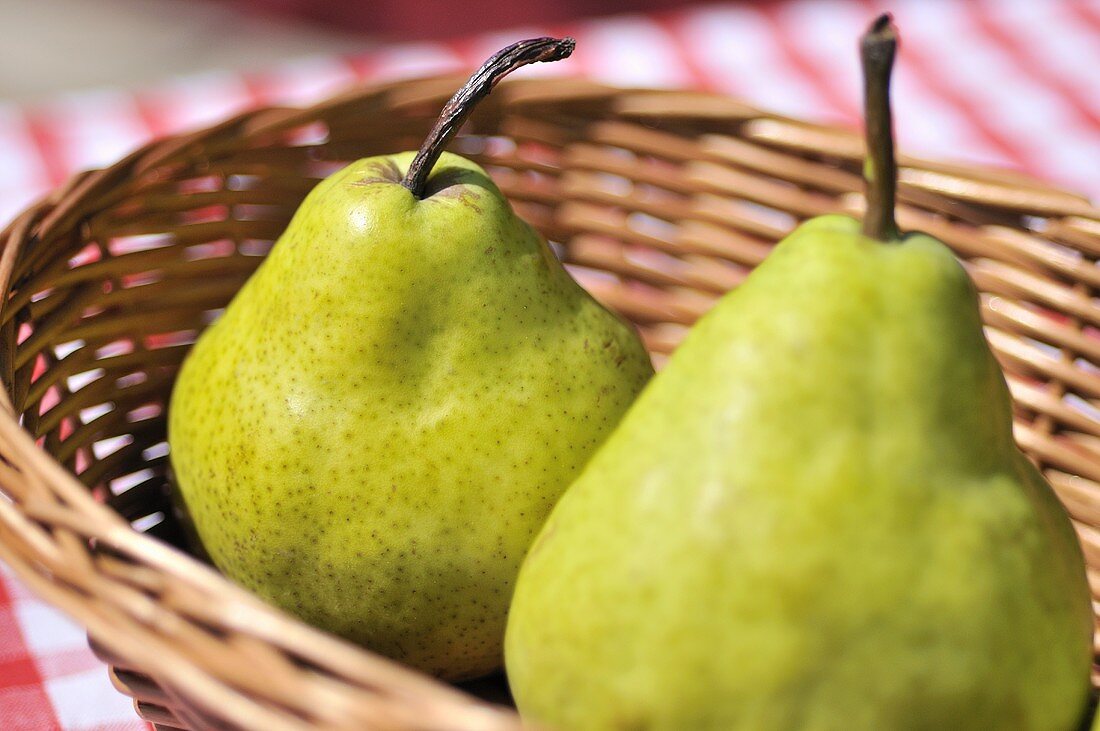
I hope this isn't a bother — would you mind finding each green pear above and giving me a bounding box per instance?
[505,17,1093,729]
[167,38,653,681]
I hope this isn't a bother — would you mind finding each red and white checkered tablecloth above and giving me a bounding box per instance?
[3,0,1100,728]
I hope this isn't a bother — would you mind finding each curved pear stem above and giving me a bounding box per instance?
[401,37,575,199]
[860,14,900,242]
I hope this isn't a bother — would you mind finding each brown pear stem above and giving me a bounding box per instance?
[401,37,575,198]
[860,14,899,242]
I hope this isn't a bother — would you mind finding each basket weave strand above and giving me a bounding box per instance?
[1,75,1099,729]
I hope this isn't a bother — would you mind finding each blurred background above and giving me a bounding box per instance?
[1,0,1099,229]
[1,1,1099,729]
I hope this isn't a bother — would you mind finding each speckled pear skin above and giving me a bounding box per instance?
[505,215,1093,730]
[167,151,653,680]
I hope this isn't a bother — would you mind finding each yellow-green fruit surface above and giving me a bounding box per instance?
[506,215,1093,729]
[169,152,653,680]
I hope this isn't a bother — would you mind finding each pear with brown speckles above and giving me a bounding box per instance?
[505,20,1091,729]
[167,38,652,680]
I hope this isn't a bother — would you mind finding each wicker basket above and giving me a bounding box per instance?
[1,74,1100,730]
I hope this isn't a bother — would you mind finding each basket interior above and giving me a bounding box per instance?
[3,77,1100,723]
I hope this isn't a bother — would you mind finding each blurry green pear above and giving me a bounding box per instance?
[168,38,653,681]
[505,17,1092,729]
